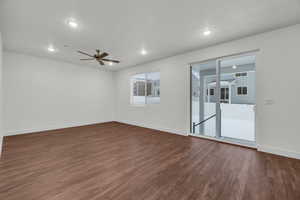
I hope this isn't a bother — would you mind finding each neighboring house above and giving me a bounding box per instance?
[205,71,255,105]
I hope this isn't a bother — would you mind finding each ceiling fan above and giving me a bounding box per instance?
[77,49,120,66]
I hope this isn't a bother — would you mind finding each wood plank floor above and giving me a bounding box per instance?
[1,122,300,200]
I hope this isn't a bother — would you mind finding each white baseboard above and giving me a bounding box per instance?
[5,120,114,136]
[258,145,300,160]
[117,120,188,136]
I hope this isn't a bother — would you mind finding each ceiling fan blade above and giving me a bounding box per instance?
[102,58,120,63]
[77,50,94,57]
[99,52,109,59]
[80,58,95,60]
[98,60,105,65]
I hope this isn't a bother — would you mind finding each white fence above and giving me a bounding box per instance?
[192,102,255,141]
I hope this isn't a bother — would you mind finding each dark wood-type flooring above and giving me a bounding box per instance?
[1,122,300,200]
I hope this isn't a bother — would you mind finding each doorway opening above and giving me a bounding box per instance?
[190,53,256,146]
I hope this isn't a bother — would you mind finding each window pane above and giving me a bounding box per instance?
[221,88,225,99]
[243,87,247,95]
[137,81,145,96]
[237,87,242,95]
[225,88,229,99]
[147,81,152,96]
[131,72,160,105]
[146,72,160,104]
[133,82,138,96]
[131,73,146,104]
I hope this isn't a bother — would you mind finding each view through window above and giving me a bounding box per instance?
[131,72,160,104]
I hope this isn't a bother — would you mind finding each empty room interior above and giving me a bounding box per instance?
[1,0,300,199]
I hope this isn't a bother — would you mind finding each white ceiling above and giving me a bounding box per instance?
[1,0,300,70]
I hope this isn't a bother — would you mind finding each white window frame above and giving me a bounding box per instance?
[236,86,248,96]
[130,72,160,105]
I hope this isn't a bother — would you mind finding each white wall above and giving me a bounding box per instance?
[0,33,3,156]
[3,51,115,135]
[115,61,189,135]
[115,24,300,159]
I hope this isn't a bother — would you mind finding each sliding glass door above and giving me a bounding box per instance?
[191,60,217,137]
[219,56,256,142]
[190,53,256,145]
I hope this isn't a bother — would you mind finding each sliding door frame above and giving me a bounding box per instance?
[215,59,221,138]
[189,49,259,147]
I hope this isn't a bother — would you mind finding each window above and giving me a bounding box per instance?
[220,87,229,103]
[206,88,214,96]
[237,86,247,95]
[131,72,160,104]
[235,72,247,77]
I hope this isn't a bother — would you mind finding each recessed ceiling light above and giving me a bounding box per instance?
[47,46,56,52]
[67,19,78,28]
[141,49,147,55]
[203,30,211,36]
[108,62,113,66]
[232,65,237,69]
